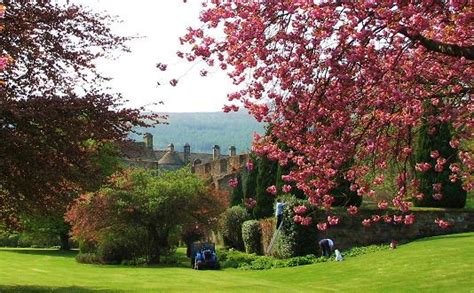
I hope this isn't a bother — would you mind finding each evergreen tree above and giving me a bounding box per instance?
[414,121,466,208]
[243,154,258,201]
[253,156,278,219]
[230,173,244,206]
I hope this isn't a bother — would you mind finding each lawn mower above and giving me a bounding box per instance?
[190,242,219,270]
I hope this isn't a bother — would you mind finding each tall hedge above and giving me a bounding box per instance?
[415,121,466,208]
[242,220,263,255]
[274,199,318,258]
[220,206,251,251]
[254,156,278,219]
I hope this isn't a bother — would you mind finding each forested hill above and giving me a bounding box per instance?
[130,111,265,154]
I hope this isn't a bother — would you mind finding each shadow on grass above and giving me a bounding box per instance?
[413,232,474,243]
[1,249,77,259]
[0,285,116,292]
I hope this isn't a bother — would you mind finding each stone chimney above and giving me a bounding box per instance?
[213,145,221,160]
[229,146,236,156]
[184,143,191,163]
[144,133,153,150]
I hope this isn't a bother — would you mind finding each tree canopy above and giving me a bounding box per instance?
[0,1,163,226]
[180,1,473,222]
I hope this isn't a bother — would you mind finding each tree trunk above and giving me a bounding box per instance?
[59,231,70,251]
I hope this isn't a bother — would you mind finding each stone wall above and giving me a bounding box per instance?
[264,209,474,256]
[315,209,474,251]
[192,154,249,191]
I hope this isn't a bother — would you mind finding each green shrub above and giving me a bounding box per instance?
[274,199,318,258]
[95,228,148,264]
[242,220,263,255]
[220,206,250,250]
[218,249,258,268]
[231,173,244,206]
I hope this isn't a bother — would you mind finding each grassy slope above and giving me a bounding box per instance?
[1,233,473,292]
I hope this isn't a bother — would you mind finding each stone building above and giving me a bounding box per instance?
[123,133,236,171]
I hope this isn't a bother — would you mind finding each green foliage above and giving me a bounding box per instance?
[275,199,318,258]
[230,173,244,206]
[331,176,362,207]
[242,220,262,254]
[219,243,389,270]
[131,111,264,153]
[254,156,278,219]
[415,121,466,208]
[219,206,251,250]
[67,168,224,264]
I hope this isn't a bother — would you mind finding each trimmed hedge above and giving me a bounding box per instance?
[242,220,263,255]
[220,206,250,250]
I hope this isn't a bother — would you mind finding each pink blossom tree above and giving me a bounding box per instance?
[179,2,473,220]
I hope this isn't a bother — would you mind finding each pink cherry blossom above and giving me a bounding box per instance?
[244,197,257,209]
[430,150,440,159]
[347,205,358,215]
[228,178,239,188]
[371,215,381,223]
[293,205,308,215]
[246,160,254,171]
[301,216,312,226]
[362,219,372,227]
[404,214,415,225]
[266,185,277,195]
[378,200,389,210]
[432,193,443,200]
[316,222,328,231]
[282,184,292,193]
[327,216,339,226]
[435,218,451,229]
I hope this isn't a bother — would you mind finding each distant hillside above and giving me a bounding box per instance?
[130,111,265,154]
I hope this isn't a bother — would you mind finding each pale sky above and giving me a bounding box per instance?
[74,0,235,112]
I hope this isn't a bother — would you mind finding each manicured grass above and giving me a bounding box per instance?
[1,233,474,292]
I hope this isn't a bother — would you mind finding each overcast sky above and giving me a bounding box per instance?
[75,0,235,113]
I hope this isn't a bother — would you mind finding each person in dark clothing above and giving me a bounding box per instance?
[318,238,335,257]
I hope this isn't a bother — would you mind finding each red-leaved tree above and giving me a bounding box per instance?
[0,1,164,229]
[178,1,473,224]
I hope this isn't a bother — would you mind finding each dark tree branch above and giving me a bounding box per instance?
[399,27,474,60]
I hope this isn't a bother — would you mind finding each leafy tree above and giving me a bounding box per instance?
[181,2,473,219]
[415,121,466,208]
[67,168,226,264]
[0,1,163,226]
[254,156,278,219]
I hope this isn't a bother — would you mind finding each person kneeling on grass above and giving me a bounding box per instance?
[318,238,335,257]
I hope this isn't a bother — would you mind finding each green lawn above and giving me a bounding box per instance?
[1,233,474,292]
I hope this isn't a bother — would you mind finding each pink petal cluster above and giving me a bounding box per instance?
[404,214,415,225]
[244,197,257,209]
[282,184,292,193]
[362,219,372,227]
[293,205,308,215]
[327,216,339,226]
[266,185,277,195]
[435,219,451,229]
[228,178,239,188]
[246,160,254,171]
[377,200,389,210]
[347,205,358,215]
[316,222,328,231]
